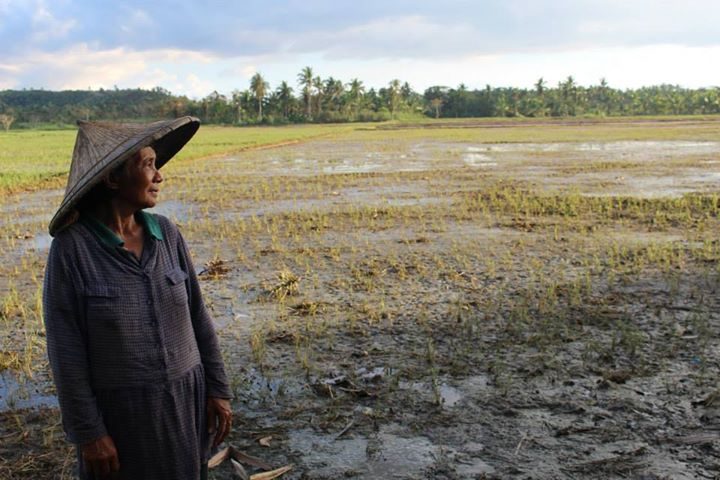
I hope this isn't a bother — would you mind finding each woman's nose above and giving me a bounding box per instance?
[154,169,163,183]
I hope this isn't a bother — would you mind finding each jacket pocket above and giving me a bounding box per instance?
[84,284,121,321]
[166,267,189,305]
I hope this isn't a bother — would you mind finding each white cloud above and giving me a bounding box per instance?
[241,65,257,78]
[30,1,76,43]
[290,15,480,60]
[33,44,146,89]
[219,63,258,80]
[119,8,153,34]
[184,73,215,98]
[0,63,22,73]
[0,0,28,17]
[0,43,222,93]
[163,50,215,63]
[135,67,177,90]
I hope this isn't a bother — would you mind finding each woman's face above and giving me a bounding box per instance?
[112,147,163,210]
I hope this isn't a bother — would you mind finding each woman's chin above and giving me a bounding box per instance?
[143,197,159,209]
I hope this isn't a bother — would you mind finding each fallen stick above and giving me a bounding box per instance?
[231,458,249,480]
[334,418,355,440]
[230,447,274,471]
[209,446,273,471]
[513,432,527,456]
[208,447,230,469]
[249,465,294,480]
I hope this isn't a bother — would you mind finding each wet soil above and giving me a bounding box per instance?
[375,117,720,130]
[1,132,720,479]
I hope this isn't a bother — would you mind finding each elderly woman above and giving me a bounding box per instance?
[43,117,232,480]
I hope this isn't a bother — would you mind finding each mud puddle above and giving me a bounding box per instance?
[466,140,720,155]
[0,189,63,213]
[0,372,57,411]
[214,139,720,200]
[5,139,719,245]
[287,424,438,479]
[208,185,448,221]
[147,199,197,223]
[20,233,52,253]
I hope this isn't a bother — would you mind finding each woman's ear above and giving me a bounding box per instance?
[102,172,121,191]
[103,159,130,191]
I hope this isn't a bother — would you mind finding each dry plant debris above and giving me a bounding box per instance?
[262,270,300,301]
[208,445,291,479]
[199,256,231,279]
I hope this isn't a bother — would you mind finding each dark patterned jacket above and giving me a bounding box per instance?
[43,211,231,446]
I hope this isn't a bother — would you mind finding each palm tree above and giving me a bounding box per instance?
[250,73,269,121]
[275,81,294,119]
[347,78,365,119]
[297,66,314,118]
[455,83,470,117]
[430,98,443,119]
[424,86,448,118]
[313,75,323,117]
[231,89,253,124]
[323,77,344,115]
[592,77,611,115]
[0,113,14,131]
[400,82,420,113]
[230,90,243,124]
[388,79,402,119]
[560,75,577,116]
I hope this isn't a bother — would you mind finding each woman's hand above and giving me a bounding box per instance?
[81,435,120,479]
[207,397,232,447]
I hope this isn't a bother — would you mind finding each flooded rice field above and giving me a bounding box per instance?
[1,127,720,479]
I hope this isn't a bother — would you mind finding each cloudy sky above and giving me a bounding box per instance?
[1,0,718,98]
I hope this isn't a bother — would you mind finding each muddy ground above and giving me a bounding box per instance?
[1,126,720,479]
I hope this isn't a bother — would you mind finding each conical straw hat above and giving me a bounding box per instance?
[48,116,200,236]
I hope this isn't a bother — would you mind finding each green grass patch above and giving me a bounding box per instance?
[0,124,355,194]
[355,117,720,143]
[2,117,719,194]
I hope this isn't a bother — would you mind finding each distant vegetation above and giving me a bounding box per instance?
[1,68,719,128]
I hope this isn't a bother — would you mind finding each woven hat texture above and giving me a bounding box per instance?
[49,116,199,236]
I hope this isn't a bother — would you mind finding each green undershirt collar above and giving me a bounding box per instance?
[80,210,164,248]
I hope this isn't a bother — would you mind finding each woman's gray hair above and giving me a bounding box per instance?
[76,149,145,211]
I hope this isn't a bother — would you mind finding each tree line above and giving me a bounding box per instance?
[1,69,719,128]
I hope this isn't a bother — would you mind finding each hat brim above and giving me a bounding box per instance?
[48,116,200,236]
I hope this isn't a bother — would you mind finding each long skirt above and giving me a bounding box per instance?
[77,364,210,480]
